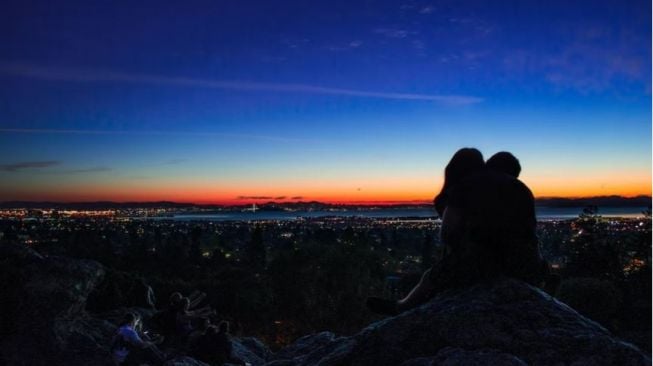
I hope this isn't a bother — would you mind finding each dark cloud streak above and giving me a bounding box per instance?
[237,195,303,200]
[0,161,60,172]
[0,161,111,174]
[61,166,112,174]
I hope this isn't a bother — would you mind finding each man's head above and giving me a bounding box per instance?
[218,320,230,334]
[486,151,521,178]
[169,292,183,305]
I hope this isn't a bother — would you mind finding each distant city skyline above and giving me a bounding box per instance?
[0,0,650,204]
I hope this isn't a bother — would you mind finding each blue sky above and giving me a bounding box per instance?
[0,0,650,202]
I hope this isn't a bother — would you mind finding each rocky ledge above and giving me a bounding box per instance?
[266,278,651,365]
[1,242,650,366]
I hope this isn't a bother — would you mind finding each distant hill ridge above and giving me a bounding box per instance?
[0,195,650,210]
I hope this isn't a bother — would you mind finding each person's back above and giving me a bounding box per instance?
[191,327,216,363]
[214,329,233,364]
[151,292,184,339]
[111,314,150,366]
[151,307,177,338]
[192,327,232,365]
[367,148,547,317]
[111,324,138,365]
[440,168,544,287]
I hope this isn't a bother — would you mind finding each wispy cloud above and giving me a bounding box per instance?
[544,44,647,93]
[236,195,301,200]
[62,166,112,174]
[412,40,426,50]
[0,128,314,142]
[237,196,274,200]
[163,158,188,165]
[281,38,310,49]
[0,160,108,174]
[501,24,650,94]
[0,160,60,172]
[326,40,363,52]
[373,28,418,39]
[0,62,482,105]
[349,40,363,48]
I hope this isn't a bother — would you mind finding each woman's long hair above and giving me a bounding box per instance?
[433,148,484,217]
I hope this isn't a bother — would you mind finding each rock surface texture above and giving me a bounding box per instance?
[267,278,651,366]
[1,241,650,366]
[0,243,112,366]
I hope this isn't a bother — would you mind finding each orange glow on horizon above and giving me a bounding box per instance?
[2,180,650,205]
[1,166,650,204]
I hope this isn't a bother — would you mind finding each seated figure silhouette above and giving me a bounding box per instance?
[367,148,547,316]
[192,321,247,366]
[111,312,164,365]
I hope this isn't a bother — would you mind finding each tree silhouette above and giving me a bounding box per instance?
[564,206,622,280]
[246,226,266,270]
[190,225,203,262]
[421,232,434,270]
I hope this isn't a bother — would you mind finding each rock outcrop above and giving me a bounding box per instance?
[267,278,651,366]
[0,243,270,366]
[1,241,650,366]
[0,243,113,366]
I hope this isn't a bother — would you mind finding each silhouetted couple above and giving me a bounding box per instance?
[367,148,550,316]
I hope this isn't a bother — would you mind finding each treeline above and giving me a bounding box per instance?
[1,210,650,350]
[545,208,651,350]
[7,221,436,348]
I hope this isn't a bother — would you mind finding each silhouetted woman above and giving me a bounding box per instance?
[368,147,485,315]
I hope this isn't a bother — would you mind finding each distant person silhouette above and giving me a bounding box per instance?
[111,312,162,366]
[176,297,215,339]
[367,148,546,316]
[150,292,184,341]
[192,321,248,366]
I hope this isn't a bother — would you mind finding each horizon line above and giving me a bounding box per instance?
[1,194,650,206]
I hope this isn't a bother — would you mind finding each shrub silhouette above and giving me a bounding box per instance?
[556,277,621,328]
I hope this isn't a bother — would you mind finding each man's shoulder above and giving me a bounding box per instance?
[470,169,532,192]
[454,169,534,206]
[455,168,506,194]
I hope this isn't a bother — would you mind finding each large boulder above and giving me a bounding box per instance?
[2,242,648,366]
[164,356,210,366]
[271,332,341,362]
[268,278,651,366]
[0,242,272,366]
[0,243,113,366]
[236,336,274,364]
